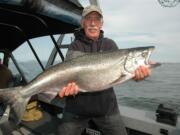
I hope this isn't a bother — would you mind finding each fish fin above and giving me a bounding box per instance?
[0,87,31,124]
[109,74,133,86]
[65,50,87,61]
[79,89,88,92]
[38,90,58,103]
[10,97,31,124]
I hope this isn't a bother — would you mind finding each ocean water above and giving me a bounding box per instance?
[114,63,180,114]
[10,62,180,114]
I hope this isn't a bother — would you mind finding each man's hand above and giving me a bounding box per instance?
[59,82,79,98]
[133,66,151,81]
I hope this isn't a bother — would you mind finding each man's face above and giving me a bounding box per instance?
[81,12,103,40]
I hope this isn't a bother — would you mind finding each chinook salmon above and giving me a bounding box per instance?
[0,46,160,123]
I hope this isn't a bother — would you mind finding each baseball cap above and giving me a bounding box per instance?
[82,5,103,17]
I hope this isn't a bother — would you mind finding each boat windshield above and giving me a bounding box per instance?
[8,33,74,82]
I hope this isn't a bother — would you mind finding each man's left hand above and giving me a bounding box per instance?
[133,66,151,81]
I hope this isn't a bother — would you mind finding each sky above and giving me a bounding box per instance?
[99,0,180,63]
[13,0,180,63]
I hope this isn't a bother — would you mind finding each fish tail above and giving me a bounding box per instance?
[0,87,31,124]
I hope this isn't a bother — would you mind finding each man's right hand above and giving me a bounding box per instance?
[59,82,79,98]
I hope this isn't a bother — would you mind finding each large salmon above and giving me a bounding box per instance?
[0,46,159,123]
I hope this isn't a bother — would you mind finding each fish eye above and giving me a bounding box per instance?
[141,52,147,57]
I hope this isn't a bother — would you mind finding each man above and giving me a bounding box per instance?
[0,63,13,88]
[58,5,150,135]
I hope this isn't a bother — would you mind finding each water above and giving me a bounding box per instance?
[10,62,180,114]
[114,63,180,114]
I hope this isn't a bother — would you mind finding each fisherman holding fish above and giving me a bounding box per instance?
[58,5,151,135]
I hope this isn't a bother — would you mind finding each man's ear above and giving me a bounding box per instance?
[100,20,104,29]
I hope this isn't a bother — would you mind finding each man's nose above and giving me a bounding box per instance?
[90,20,96,26]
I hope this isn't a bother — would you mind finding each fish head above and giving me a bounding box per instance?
[124,46,155,73]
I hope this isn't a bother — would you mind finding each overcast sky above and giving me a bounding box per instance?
[79,0,180,63]
[97,0,180,63]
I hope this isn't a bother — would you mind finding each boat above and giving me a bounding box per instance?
[0,0,179,135]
